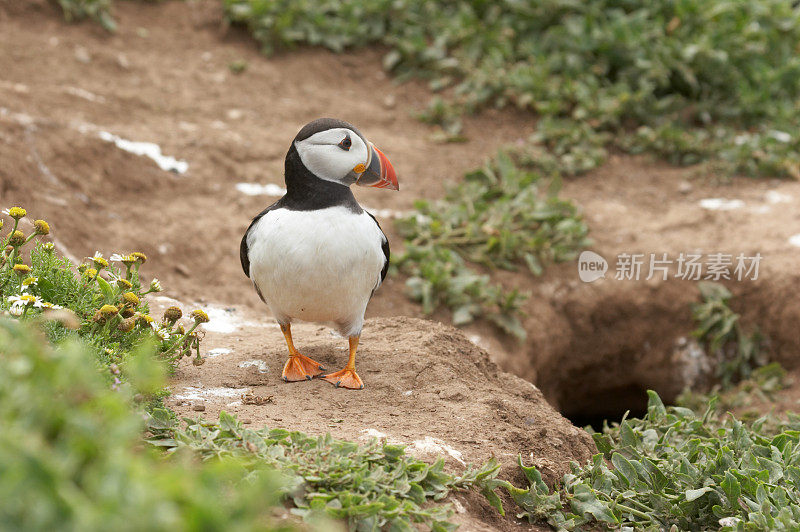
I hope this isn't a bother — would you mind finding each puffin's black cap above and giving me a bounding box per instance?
[294,118,366,143]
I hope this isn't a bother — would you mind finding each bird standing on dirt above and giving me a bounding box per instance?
[240,118,398,389]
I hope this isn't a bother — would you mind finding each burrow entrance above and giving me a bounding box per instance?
[499,278,799,431]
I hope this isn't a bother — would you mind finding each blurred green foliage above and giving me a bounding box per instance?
[0,318,290,531]
[692,281,766,387]
[55,0,115,31]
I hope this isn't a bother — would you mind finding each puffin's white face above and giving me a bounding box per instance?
[294,127,371,186]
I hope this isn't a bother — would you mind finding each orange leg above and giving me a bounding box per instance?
[322,335,364,390]
[280,323,325,382]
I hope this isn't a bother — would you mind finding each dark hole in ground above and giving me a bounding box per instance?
[560,383,650,432]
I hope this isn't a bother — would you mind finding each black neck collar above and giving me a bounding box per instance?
[279,144,362,213]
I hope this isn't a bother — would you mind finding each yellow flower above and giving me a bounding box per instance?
[136,313,154,327]
[83,268,98,279]
[163,306,182,323]
[0,219,3,230]
[117,278,133,290]
[5,207,26,220]
[190,309,210,324]
[42,242,54,253]
[118,318,136,333]
[122,292,139,306]
[131,252,147,264]
[13,264,31,276]
[99,304,119,317]
[8,231,25,247]
[33,220,50,235]
[120,307,135,318]
[21,276,38,287]
[90,252,109,268]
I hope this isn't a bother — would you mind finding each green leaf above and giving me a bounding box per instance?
[96,276,115,303]
[685,487,715,502]
[611,453,639,487]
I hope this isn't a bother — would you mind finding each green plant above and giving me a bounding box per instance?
[493,391,800,530]
[147,409,503,530]
[394,151,589,338]
[692,281,766,387]
[677,362,789,428]
[0,318,290,531]
[55,0,115,31]
[0,206,207,376]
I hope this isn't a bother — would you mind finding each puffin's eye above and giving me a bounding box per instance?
[338,135,352,151]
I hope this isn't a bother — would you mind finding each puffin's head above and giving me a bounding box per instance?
[292,118,399,191]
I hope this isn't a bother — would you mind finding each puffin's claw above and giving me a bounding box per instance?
[322,368,364,390]
[282,353,325,382]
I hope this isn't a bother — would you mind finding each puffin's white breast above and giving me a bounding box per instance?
[246,206,386,336]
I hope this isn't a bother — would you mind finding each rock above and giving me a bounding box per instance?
[74,46,91,64]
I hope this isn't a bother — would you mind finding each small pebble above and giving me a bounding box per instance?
[74,46,91,64]
[678,181,692,194]
[193,403,206,412]
[242,418,252,424]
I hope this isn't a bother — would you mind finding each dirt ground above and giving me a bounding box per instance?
[2,1,800,529]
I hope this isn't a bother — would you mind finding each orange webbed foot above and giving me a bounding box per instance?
[282,353,325,382]
[322,368,364,390]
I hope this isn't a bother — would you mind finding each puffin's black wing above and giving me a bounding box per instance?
[240,201,281,278]
[366,212,390,286]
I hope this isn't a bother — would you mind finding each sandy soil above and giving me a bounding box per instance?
[2,1,800,528]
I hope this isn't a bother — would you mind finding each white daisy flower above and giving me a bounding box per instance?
[110,253,126,262]
[7,294,43,309]
[149,278,163,292]
[8,306,23,317]
[154,326,170,341]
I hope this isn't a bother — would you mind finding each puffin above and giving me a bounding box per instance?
[240,118,399,390]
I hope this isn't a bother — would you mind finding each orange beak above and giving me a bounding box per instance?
[355,143,399,191]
